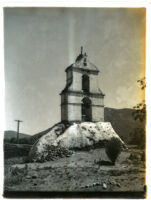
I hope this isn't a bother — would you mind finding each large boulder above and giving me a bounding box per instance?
[54,122,125,149]
[28,122,125,162]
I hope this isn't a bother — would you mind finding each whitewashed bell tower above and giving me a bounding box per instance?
[60,47,105,124]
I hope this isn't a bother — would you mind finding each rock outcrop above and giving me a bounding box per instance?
[28,122,125,162]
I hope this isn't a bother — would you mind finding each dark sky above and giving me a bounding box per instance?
[4,7,145,135]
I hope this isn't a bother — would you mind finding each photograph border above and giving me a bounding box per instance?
[0,0,151,199]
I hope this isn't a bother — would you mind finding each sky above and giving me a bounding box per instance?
[4,7,145,135]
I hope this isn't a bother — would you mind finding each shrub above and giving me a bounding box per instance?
[105,137,122,165]
[29,145,73,163]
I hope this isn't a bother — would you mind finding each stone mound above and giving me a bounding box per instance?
[28,122,125,162]
[54,122,125,149]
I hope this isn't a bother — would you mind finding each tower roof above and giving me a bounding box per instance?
[65,47,99,73]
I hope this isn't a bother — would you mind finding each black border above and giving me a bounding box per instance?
[3,189,147,199]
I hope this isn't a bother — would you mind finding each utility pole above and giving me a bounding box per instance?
[15,120,23,143]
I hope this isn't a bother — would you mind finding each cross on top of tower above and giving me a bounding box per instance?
[75,47,88,65]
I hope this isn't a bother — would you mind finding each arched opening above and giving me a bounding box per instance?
[82,74,89,93]
[82,97,92,122]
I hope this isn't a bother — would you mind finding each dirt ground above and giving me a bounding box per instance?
[4,147,145,193]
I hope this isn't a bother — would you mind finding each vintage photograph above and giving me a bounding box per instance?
[3,7,146,198]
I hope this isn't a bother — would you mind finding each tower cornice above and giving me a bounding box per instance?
[60,90,105,98]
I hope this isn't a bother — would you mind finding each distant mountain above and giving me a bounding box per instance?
[4,130,31,140]
[5,107,144,145]
[104,107,145,144]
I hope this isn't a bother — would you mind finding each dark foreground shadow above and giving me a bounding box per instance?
[96,160,114,166]
[3,189,147,199]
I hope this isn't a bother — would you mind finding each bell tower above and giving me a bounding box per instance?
[60,47,105,124]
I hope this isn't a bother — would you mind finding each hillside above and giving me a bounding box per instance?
[104,107,145,144]
[4,130,30,140]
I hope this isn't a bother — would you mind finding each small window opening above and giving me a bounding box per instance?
[82,74,89,93]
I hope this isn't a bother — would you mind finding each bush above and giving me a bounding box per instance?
[105,137,122,165]
[29,145,73,163]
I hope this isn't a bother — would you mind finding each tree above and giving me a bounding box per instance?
[132,77,146,122]
[130,128,145,149]
[131,77,146,149]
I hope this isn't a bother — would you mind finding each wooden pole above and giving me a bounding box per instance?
[15,120,23,143]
